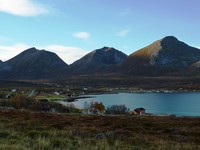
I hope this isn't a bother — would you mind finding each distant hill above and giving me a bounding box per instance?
[121,36,200,76]
[2,47,68,79]
[68,47,127,75]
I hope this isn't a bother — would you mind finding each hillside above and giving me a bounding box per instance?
[121,36,200,76]
[2,47,68,79]
[68,47,127,75]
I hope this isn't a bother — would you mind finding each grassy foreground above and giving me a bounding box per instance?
[0,110,200,150]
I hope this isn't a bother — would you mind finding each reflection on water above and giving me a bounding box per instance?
[61,93,200,116]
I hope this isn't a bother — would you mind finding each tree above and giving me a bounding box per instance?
[105,104,129,114]
[89,101,105,114]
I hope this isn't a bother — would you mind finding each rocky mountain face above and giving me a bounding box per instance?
[1,36,200,81]
[1,47,68,79]
[121,36,200,76]
[68,47,128,75]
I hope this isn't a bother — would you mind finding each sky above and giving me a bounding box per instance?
[0,0,200,64]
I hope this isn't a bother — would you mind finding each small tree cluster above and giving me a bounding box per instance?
[105,104,129,114]
[88,101,105,114]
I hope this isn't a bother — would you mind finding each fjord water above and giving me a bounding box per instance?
[72,93,200,116]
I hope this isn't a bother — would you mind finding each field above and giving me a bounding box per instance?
[0,110,200,150]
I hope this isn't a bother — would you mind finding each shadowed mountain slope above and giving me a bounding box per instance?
[1,36,200,82]
[68,47,128,75]
[2,47,68,79]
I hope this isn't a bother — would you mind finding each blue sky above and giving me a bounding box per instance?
[0,0,199,64]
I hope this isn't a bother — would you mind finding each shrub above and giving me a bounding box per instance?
[89,101,105,114]
[105,104,129,114]
[11,94,35,109]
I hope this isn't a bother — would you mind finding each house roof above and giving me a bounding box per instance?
[134,107,145,111]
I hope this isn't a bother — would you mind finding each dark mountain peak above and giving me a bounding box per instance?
[93,47,118,54]
[28,47,37,50]
[40,49,47,52]
[159,36,185,49]
[69,47,127,75]
[0,60,2,63]
[161,36,178,43]
[86,47,127,64]
[85,47,127,61]
[18,47,40,57]
[12,47,62,61]
[4,47,68,79]
[101,46,114,51]
[25,47,38,52]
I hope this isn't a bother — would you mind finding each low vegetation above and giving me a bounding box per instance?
[0,110,200,149]
[0,93,80,113]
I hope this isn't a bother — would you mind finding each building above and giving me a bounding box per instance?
[133,108,145,115]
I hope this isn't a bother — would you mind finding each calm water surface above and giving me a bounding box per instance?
[64,93,200,116]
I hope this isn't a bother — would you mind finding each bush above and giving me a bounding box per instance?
[89,101,105,114]
[11,94,35,109]
[105,104,129,114]
[51,102,81,113]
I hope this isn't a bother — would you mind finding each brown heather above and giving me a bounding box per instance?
[0,110,200,149]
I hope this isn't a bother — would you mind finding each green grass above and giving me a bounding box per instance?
[36,94,67,101]
[0,110,200,149]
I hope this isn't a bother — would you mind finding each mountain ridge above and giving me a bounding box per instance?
[1,47,68,79]
[68,46,128,75]
[1,36,200,81]
[123,36,200,67]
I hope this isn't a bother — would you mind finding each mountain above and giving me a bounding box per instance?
[0,60,3,68]
[0,60,11,72]
[1,36,200,84]
[68,47,128,75]
[3,47,68,79]
[121,36,200,76]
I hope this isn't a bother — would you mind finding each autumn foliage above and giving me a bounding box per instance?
[89,101,105,114]
[11,94,35,109]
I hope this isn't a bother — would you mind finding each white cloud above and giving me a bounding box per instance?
[73,32,90,40]
[0,0,48,16]
[0,44,30,61]
[119,8,132,16]
[0,44,89,64]
[117,29,130,37]
[43,45,89,64]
